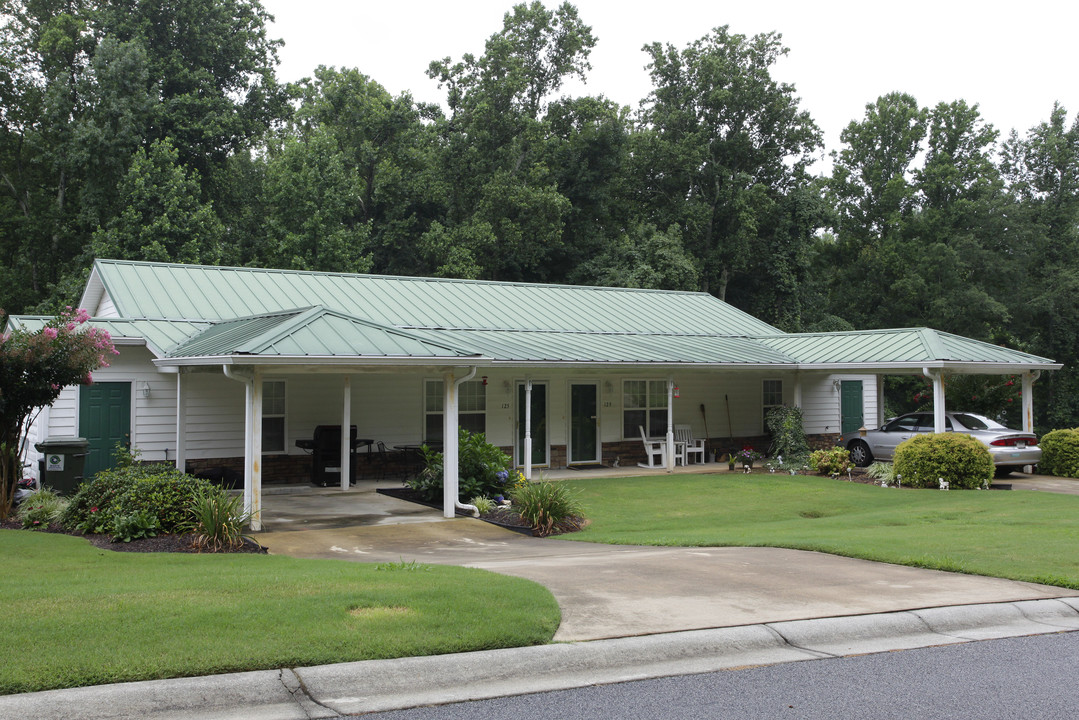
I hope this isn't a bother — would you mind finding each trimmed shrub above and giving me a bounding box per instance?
[1039,429,1079,478]
[510,481,585,537]
[110,510,160,543]
[408,428,513,502]
[61,463,213,535]
[109,469,213,533]
[809,447,851,476]
[893,433,994,489]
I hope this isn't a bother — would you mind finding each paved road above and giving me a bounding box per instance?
[355,631,1079,720]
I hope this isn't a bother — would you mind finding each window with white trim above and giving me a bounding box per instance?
[623,379,668,439]
[762,379,783,432]
[424,379,486,444]
[262,380,286,453]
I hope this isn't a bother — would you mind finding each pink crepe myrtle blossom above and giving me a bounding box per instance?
[43,327,58,340]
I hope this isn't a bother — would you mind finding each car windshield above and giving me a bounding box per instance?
[951,413,1007,431]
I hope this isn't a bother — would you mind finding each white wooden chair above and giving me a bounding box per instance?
[675,424,705,464]
[638,426,667,468]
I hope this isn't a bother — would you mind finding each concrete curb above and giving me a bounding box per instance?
[3,600,1078,720]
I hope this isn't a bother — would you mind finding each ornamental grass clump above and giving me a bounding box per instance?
[15,488,67,529]
[510,480,585,537]
[893,433,994,489]
[185,488,251,552]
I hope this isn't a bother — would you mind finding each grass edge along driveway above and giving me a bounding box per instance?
[0,531,559,696]
[563,473,1079,590]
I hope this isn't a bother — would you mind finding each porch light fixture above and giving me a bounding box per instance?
[503,380,512,394]
[140,381,151,398]
[604,380,613,393]
[481,375,488,386]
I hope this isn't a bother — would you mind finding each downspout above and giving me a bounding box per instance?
[444,367,479,518]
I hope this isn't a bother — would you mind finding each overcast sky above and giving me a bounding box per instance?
[260,0,1076,172]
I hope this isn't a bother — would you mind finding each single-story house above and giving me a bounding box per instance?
[11,259,1061,529]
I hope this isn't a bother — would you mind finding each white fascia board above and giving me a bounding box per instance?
[793,362,1063,373]
[153,354,489,369]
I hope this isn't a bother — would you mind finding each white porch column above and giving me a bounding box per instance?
[924,368,946,433]
[441,368,478,517]
[250,372,263,531]
[340,376,351,490]
[174,371,187,472]
[1022,371,1040,434]
[242,380,253,519]
[877,375,886,427]
[524,379,533,481]
[666,378,675,472]
[793,372,803,409]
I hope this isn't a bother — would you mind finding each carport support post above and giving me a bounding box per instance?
[443,371,460,518]
[1022,371,1039,434]
[524,379,533,481]
[923,367,946,433]
[250,372,263,531]
[666,378,675,472]
[174,371,186,472]
[340,376,351,491]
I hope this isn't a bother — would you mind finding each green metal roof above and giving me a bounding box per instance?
[166,307,479,360]
[60,260,1059,371]
[85,259,783,336]
[6,316,209,357]
[409,329,796,364]
[756,328,1057,367]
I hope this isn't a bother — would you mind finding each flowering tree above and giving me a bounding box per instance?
[0,309,117,520]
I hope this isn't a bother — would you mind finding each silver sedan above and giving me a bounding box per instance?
[838,411,1041,473]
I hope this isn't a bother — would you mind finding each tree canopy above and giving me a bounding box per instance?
[1,1,1077,430]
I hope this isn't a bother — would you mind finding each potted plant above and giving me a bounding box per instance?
[736,446,762,469]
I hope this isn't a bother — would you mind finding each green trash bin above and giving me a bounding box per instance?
[34,437,90,496]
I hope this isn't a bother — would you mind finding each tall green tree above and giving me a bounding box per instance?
[1000,104,1079,428]
[424,1,596,281]
[91,138,223,263]
[288,66,440,276]
[634,25,822,323]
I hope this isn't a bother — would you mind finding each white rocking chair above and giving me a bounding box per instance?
[638,426,667,468]
[675,424,705,464]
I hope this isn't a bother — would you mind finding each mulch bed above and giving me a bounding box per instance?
[0,517,267,554]
[377,486,588,536]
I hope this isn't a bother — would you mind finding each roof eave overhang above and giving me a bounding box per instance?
[151,356,1064,373]
[793,361,1064,373]
[154,354,489,368]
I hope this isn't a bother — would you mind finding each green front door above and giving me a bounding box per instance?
[79,382,131,478]
[840,380,864,435]
[569,382,599,464]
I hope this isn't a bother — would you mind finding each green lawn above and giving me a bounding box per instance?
[563,473,1079,589]
[0,530,559,695]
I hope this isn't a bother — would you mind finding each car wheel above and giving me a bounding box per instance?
[848,440,872,467]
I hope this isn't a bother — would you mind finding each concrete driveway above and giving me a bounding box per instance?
[251,484,1079,642]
